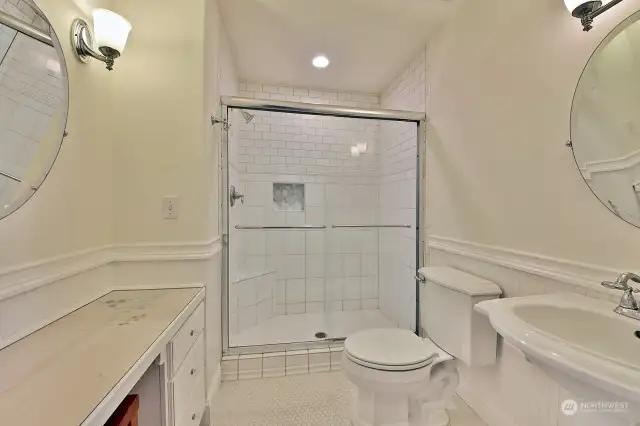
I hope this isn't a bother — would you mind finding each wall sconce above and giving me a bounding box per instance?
[71,9,131,71]
[564,0,625,31]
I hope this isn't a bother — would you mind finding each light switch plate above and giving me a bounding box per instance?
[163,196,179,219]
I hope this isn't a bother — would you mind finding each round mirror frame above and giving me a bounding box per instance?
[570,10,640,229]
[0,0,69,220]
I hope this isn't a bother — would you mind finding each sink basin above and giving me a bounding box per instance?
[476,293,640,425]
[514,305,640,369]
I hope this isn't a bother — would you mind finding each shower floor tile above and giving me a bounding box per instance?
[230,309,396,347]
[209,372,487,426]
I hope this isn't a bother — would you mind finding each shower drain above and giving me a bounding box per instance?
[314,331,328,339]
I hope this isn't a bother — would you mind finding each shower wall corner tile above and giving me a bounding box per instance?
[362,299,379,310]
[343,300,361,311]
[286,302,305,314]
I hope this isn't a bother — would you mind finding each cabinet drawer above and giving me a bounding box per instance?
[172,334,205,420]
[175,368,205,426]
[170,302,204,376]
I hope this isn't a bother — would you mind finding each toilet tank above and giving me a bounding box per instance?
[419,266,502,367]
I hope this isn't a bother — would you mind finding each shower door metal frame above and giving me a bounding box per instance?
[220,96,428,355]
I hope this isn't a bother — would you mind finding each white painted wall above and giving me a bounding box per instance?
[423,0,640,424]
[0,0,237,404]
[426,0,640,269]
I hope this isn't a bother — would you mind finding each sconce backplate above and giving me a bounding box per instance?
[70,19,92,64]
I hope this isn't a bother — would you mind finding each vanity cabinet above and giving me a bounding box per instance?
[0,288,207,426]
[166,303,206,426]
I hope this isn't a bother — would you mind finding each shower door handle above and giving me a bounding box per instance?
[230,185,244,206]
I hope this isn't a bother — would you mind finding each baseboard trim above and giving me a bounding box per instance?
[429,235,621,292]
[203,364,222,426]
[0,238,222,301]
[457,383,513,426]
[207,362,222,404]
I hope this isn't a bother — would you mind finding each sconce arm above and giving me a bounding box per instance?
[71,19,116,71]
[581,0,626,31]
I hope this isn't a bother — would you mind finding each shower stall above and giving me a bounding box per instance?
[220,96,426,355]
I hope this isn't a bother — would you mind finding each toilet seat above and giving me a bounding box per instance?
[344,329,438,372]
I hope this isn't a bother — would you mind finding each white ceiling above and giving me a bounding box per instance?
[218,0,456,94]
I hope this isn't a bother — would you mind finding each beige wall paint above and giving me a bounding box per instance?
[0,0,236,396]
[427,0,640,270]
[425,1,640,424]
[0,0,115,270]
[110,0,212,245]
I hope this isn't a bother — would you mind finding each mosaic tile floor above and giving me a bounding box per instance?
[209,371,487,426]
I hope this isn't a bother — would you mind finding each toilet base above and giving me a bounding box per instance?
[343,353,460,426]
[417,408,449,426]
[349,398,451,426]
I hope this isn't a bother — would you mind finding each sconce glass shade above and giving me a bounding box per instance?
[92,9,131,54]
[564,0,603,15]
[564,0,586,12]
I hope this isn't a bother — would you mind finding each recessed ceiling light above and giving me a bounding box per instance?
[313,55,330,68]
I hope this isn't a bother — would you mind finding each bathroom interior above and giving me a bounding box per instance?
[1,0,640,425]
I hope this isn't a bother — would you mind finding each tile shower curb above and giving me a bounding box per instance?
[222,346,344,381]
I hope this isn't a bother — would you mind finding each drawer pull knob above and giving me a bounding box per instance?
[192,414,196,421]
[191,368,196,375]
[190,330,195,336]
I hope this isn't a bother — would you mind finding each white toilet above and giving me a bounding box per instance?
[342,266,502,426]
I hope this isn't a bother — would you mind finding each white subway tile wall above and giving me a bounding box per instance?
[378,49,426,331]
[229,271,276,335]
[230,83,382,318]
[0,0,64,205]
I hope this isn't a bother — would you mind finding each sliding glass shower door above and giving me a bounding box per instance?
[221,100,425,354]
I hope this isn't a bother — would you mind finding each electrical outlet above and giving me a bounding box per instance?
[163,196,179,219]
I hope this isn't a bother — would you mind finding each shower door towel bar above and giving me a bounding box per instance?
[235,225,327,230]
[331,224,412,228]
[0,10,54,47]
[0,170,37,190]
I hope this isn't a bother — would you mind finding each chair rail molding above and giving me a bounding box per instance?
[581,148,640,177]
[429,235,623,292]
[0,237,222,301]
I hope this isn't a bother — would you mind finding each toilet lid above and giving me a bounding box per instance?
[344,329,437,371]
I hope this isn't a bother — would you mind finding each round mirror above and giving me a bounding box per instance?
[571,11,640,227]
[0,0,68,219]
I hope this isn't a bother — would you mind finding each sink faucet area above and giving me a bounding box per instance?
[602,272,640,321]
[476,291,640,426]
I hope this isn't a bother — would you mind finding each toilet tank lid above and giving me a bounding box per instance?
[418,266,502,297]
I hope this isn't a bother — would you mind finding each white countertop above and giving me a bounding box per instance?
[0,287,203,426]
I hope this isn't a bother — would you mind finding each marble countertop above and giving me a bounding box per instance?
[0,287,203,426]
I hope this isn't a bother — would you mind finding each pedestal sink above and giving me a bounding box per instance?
[476,293,640,426]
